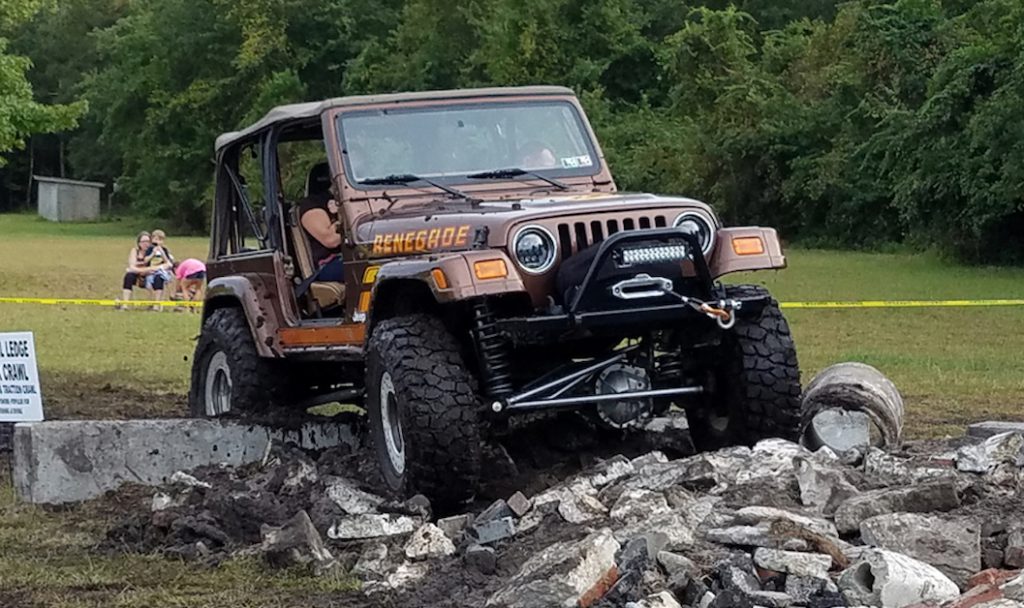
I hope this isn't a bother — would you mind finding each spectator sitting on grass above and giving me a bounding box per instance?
[143,229,175,309]
[173,258,206,304]
[118,231,153,310]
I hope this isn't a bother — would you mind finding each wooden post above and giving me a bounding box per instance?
[25,137,34,209]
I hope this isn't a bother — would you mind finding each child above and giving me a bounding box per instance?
[174,258,207,304]
[143,229,174,307]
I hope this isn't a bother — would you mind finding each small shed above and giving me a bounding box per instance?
[35,176,104,222]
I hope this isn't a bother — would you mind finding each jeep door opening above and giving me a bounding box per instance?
[189,86,801,507]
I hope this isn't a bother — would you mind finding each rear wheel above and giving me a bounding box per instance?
[366,314,482,507]
[188,307,281,417]
[690,285,801,450]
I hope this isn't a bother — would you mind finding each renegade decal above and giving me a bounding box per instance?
[371,225,471,255]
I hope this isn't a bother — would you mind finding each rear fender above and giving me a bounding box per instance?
[202,275,282,357]
[709,227,787,278]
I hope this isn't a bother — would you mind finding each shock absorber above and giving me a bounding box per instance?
[472,299,514,399]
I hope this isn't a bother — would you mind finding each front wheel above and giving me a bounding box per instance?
[690,285,802,450]
[365,314,482,507]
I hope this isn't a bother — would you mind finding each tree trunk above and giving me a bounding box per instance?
[59,137,66,178]
[25,138,34,209]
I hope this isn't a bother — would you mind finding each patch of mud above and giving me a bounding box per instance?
[41,372,186,420]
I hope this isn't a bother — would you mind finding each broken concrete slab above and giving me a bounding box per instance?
[471,516,516,545]
[732,506,838,538]
[628,590,683,608]
[507,491,532,518]
[957,432,1024,473]
[1006,528,1024,569]
[641,414,694,456]
[753,547,831,578]
[795,451,860,515]
[326,513,419,540]
[838,548,960,608]
[860,512,981,588]
[351,542,388,577]
[259,510,334,572]
[12,419,355,504]
[323,477,383,515]
[704,525,809,551]
[833,480,961,534]
[486,528,620,608]
[404,523,456,560]
[437,513,474,542]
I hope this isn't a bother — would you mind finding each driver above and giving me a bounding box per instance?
[518,141,558,169]
[299,163,344,282]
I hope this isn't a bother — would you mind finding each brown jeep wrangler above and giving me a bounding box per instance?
[189,86,800,506]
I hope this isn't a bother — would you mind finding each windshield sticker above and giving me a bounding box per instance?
[560,155,593,169]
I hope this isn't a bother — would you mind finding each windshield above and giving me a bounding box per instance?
[337,100,599,185]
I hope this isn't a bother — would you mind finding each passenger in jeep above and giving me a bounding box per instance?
[299,163,343,282]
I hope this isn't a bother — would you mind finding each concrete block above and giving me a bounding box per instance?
[968,422,1024,439]
[13,419,355,504]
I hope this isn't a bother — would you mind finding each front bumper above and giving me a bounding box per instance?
[495,227,770,343]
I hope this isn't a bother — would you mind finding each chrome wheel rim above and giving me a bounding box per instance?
[379,371,405,474]
[204,351,232,416]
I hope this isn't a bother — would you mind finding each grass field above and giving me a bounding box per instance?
[2,212,1023,433]
[2,212,1024,606]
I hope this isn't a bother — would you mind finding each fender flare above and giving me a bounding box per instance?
[202,275,283,357]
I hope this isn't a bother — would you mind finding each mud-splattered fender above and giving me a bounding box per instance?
[202,275,283,357]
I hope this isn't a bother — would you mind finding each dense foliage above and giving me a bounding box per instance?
[2,0,1023,262]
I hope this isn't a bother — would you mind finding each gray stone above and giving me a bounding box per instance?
[437,513,474,542]
[732,506,838,538]
[957,432,1024,473]
[352,542,388,577]
[746,590,793,608]
[610,489,670,522]
[863,447,956,483]
[1004,572,1024,600]
[973,600,1024,608]
[753,548,831,578]
[833,480,961,534]
[704,526,809,551]
[465,544,497,575]
[169,470,212,488]
[323,477,383,515]
[807,409,873,453]
[472,516,516,545]
[557,493,607,524]
[630,451,668,468]
[614,511,695,548]
[734,439,808,485]
[404,523,456,560]
[1006,527,1024,568]
[583,455,636,488]
[784,575,838,604]
[486,528,620,608]
[326,513,419,540]
[507,491,532,518]
[795,451,860,515]
[477,499,514,524]
[12,419,355,504]
[642,531,670,559]
[380,561,428,590]
[260,510,335,572]
[837,548,960,608]
[859,512,980,587]
[657,551,698,579]
[969,421,1024,439]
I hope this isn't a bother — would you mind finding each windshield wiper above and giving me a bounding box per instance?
[467,168,569,191]
[358,173,476,202]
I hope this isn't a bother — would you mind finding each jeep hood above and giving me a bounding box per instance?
[353,192,716,252]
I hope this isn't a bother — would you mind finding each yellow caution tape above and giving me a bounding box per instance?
[2,296,1024,310]
[0,297,201,308]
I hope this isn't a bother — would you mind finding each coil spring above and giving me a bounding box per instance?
[473,300,514,398]
[656,352,685,383]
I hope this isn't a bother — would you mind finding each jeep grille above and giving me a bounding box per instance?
[556,213,668,260]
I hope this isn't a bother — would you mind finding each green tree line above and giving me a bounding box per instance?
[1,0,1023,262]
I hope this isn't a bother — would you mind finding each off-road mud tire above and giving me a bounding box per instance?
[366,314,482,508]
[188,307,280,418]
[691,285,801,450]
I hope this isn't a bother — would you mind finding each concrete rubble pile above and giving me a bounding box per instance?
[103,424,1024,608]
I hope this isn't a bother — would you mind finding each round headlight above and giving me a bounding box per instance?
[673,211,716,256]
[512,226,557,274]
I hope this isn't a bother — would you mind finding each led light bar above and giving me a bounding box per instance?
[620,244,688,266]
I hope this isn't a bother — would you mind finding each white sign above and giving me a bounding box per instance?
[0,332,44,422]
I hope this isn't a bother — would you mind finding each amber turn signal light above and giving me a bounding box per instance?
[357,291,372,313]
[431,268,449,290]
[473,259,508,280]
[731,236,765,256]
